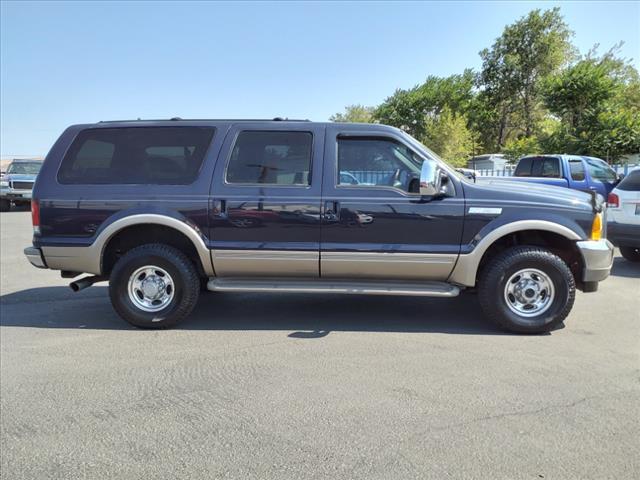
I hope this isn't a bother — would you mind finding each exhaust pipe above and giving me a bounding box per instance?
[69,275,107,292]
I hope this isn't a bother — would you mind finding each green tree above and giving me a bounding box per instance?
[422,107,474,167]
[502,136,541,162]
[542,47,640,160]
[374,70,475,139]
[478,8,574,147]
[330,104,375,123]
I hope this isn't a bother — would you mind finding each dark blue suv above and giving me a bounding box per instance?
[24,119,614,333]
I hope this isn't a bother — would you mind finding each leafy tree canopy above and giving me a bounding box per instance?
[330,8,639,164]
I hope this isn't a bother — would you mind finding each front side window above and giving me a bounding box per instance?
[226,131,312,185]
[337,137,422,193]
[569,159,586,181]
[586,158,617,182]
[58,127,215,184]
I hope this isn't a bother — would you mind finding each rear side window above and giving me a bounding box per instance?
[514,157,533,176]
[568,159,586,181]
[226,131,312,185]
[617,170,640,191]
[58,127,215,185]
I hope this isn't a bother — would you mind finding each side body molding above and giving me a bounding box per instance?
[448,220,583,287]
[41,214,214,276]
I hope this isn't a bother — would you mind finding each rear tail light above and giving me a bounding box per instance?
[607,192,619,208]
[31,199,40,235]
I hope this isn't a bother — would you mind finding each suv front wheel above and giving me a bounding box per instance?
[109,243,200,328]
[478,246,575,334]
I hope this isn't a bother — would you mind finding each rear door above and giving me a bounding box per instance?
[209,123,324,277]
[319,125,465,280]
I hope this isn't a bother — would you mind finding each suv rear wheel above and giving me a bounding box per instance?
[620,246,640,262]
[478,246,575,334]
[109,243,200,328]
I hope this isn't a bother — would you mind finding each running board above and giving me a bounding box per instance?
[207,278,460,297]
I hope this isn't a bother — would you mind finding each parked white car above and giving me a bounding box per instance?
[607,169,640,262]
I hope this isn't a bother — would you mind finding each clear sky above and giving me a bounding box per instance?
[1,0,638,157]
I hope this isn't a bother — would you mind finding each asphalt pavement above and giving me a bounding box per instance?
[1,209,639,479]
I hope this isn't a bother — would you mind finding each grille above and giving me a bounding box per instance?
[11,181,34,190]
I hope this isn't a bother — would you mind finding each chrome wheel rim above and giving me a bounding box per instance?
[127,265,175,312]
[503,268,555,319]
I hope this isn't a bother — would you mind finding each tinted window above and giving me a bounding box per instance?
[569,159,586,181]
[515,157,533,176]
[337,137,422,193]
[585,158,617,182]
[540,158,561,178]
[226,131,312,185]
[528,157,560,177]
[58,127,214,185]
[617,170,640,191]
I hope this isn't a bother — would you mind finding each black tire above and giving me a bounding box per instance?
[0,199,10,211]
[620,246,640,263]
[109,243,200,329]
[478,246,575,334]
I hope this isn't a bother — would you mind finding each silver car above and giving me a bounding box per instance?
[0,160,42,211]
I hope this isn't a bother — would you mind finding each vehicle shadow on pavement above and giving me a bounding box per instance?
[609,257,640,279]
[0,286,527,336]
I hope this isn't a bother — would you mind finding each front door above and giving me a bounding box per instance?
[209,123,324,277]
[320,126,465,280]
[583,156,618,197]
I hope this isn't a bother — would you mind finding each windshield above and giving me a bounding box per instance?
[7,162,42,175]
[584,158,617,182]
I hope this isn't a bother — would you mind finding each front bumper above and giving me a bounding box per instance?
[607,221,640,248]
[1,189,32,200]
[24,246,47,269]
[576,239,614,283]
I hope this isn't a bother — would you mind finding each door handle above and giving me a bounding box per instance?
[212,199,228,218]
[324,201,340,221]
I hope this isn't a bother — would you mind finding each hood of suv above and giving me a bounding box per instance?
[470,178,595,211]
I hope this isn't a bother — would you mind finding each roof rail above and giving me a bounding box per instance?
[97,117,311,123]
[272,117,310,122]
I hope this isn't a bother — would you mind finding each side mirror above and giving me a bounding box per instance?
[420,160,442,196]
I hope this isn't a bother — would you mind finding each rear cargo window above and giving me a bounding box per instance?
[539,158,560,178]
[617,170,640,191]
[226,131,312,185]
[58,127,215,185]
[514,157,533,176]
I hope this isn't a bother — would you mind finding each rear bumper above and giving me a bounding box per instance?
[576,239,614,283]
[607,222,640,248]
[24,246,47,269]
